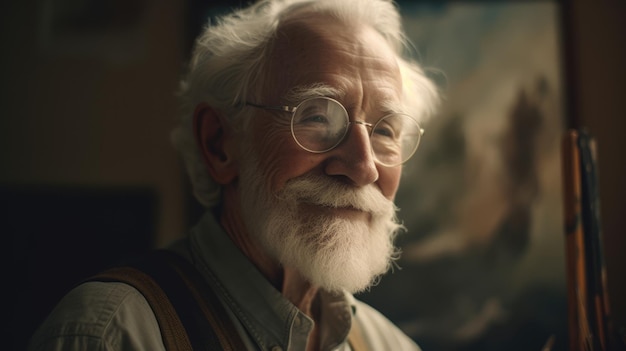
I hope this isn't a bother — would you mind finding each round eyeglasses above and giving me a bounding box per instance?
[245,97,424,167]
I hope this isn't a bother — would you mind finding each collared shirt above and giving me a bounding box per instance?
[28,212,421,351]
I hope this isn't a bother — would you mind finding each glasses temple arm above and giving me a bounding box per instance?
[244,102,297,113]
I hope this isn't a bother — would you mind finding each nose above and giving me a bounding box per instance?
[324,122,379,187]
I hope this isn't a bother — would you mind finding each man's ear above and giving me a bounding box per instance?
[193,103,238,185]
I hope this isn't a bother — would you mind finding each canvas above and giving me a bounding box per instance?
[356,2,567,350]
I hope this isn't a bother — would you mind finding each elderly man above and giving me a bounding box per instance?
[29,0,438,350]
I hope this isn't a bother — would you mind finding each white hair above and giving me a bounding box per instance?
[171,0,439,208]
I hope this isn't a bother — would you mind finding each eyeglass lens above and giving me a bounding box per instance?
[290,97,421,166]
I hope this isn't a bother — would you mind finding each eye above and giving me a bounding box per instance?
[300,114,329,124]
[295,104,334,126]
[373,123,396,139]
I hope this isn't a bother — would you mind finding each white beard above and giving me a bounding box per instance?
[238,154,404,294]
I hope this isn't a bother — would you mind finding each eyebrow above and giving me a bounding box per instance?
[282,83,345,104]
[282,83,408,116]
[380,99,407,116]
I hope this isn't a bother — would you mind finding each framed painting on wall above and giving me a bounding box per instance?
[355,1,568,350]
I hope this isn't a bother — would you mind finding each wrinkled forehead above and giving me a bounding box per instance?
[263,13,403,104]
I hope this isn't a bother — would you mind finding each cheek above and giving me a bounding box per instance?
[251,123,318,192]
[377,166,402,200]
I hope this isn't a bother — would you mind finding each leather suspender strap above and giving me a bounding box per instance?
[90,266,193,350]
[156,250,247,351]
[87,250,246,351]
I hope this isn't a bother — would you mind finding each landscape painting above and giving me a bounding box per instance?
[356,2,568,350]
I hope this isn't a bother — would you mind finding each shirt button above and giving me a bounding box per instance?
[293,315,302,328]
[271,346,283,351]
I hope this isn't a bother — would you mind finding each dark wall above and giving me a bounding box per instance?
[562,0,626,336]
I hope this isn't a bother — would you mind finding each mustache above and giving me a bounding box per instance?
[276,174,398,217]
